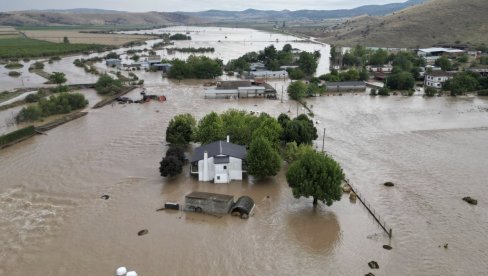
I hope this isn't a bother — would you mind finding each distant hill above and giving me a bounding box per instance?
[182,0,425,22]
[320,0,488,47]
[0,11,203,27]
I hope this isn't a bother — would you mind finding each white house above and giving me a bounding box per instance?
[250,70,288,79]
[424,71,455,89]
[190,138,247,184]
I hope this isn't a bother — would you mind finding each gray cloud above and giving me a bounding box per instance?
[0,0,406,12]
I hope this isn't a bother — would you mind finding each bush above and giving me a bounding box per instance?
[16,93,88,122]
[50,85,70,93]
[159,156,183,177]
[0,126,36,147]
[5,63,23,69]
[29,61,44,70]
[169,33,191,40]
[25,93,41,103]
[8,71,21,77]
[370,89,377,96]
[48,72,67,84]
[378,87,390,96]
[94,74,123,95]
[425,87,437,97]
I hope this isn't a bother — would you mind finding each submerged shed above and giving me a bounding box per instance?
[230,196,255,219]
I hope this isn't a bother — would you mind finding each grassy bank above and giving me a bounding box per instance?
[0,125,36,148]
[0,37,109,59]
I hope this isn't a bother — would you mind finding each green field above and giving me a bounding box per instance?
[0,37,110,59]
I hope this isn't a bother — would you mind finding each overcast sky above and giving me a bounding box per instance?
[0,0,407,12]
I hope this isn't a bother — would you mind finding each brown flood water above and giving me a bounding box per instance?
[1,27,488,276]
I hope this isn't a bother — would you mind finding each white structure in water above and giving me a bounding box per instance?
[190,137,247,184]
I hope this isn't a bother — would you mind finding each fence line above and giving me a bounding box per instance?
[345,178,393,239]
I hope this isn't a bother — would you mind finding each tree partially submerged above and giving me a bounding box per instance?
[286,151,344,206]
[246,136,282,178]
[194,112,226,144]
[159,156,183,177]
[166,113,196,145]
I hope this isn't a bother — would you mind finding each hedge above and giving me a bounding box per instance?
[0,126,36,147]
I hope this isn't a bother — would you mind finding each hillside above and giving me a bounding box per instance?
[319,0,488,47]
[183,0,425,22]
[0,11,203,27]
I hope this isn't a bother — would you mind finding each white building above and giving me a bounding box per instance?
[190,138,247,184]
[424,71,455,89]
[417,48,465,64]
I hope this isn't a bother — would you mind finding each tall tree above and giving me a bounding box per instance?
[159,156,183,177]
[194,112,225,144]
[286,151,344,206]
[287,80,308,100]
[297,52,318,75]
[247,136,282,178]
[166,113,196,145]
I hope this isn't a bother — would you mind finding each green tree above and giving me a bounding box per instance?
[287,68,306,80]
[166,146,186,163]
[48,72,67,84]
[94,74,123,95]
[448,72,479,96]
[435,56,453,71]
[386,71,415,90]
[359,67,370,81]
[63,36,70,44]
[247,136,282,178]
[425,87,438,97]
[284,141,314,163]
[368,49,388,66]
[159,156,183,177]
[220,109,256,146]
[194,112,225,144]
[287,81,307,100]
[282,115,318,145]
[286,151,344,206]
[166,113,196,145]
[297,52,318,75]
[282,44,293,52]
[277,113,291,129]
[252,116,283,148]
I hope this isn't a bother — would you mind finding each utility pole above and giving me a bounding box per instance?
[296,102,299,117]
[322,128,326,153]
[281,86,284,103]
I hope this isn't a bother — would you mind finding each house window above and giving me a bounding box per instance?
[217,176,220,180]
[224,166,227,170]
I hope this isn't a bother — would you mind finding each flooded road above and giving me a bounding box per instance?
[1,27,488,275]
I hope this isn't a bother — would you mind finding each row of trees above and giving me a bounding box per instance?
[319,68,369,82]
[167,56,223,79]
[443,71,488,96]
[287,80,326,101]
[16,93,88,122]
[226,44,320,79]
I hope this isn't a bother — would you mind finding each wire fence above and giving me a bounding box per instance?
[345,178,393,239]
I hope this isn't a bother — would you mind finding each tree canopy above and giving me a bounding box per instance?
[166,113,196,145]
[159,156,183,177]
[94,74,123,95]
[286,151,344,206]
[282,114,318,145]
[194,112,226,144]
[48,72,67,84]
[168,56,223,79]
[246,136,282,178]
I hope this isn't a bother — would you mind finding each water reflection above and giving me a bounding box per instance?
[286,204,340,254]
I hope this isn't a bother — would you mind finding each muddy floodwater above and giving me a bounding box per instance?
[1,27,488,275]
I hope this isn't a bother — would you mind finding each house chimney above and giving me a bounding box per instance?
[203,151,209,181]
[226,135,230,143]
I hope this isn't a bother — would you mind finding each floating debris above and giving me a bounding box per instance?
[444,243,448,249]
[383,245,393,250]
[138,229,148,236]
[101,195,109,200]
[116,267,127,276]
[462,197,477,205]
[384,182,395,187]
[368,261,379,269]
[365,273,375,276]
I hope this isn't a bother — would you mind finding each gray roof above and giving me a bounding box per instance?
[186,192,234,202]
[231,196,255,214]
[191,141,246,162]
[325,81,366,87]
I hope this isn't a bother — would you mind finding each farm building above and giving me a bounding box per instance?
[325,81,366,92]
[190,137,247,184]
[185,192,235,214]
[204,80,276,99]
[105,59,122,68]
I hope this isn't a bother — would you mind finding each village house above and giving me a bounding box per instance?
[190,137,247,184]
[249,70,288,79]
[424,71,455,89]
